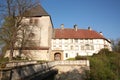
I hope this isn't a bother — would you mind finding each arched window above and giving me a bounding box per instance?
[85,44,94,50]
[86,44,90,50]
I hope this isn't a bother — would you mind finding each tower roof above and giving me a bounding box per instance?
[24,4,49,17]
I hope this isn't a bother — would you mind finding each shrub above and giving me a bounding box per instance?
[98,48,111,55]
[0,56,8,68]
[0,57,9,63]
[67,58,75,60]
[87,49,120,80]
[75,56,87,60]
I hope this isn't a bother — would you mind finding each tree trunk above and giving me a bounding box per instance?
[9,43,14,61]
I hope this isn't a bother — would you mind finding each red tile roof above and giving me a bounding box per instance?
[54,28,106,39]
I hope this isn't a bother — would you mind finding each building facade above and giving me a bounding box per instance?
[51,25,111,60]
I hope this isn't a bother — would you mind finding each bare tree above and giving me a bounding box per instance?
[0,0,39,61]
[111,38,120,53]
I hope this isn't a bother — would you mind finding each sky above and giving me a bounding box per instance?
[40,0,120,40]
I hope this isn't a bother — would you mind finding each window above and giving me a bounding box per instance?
[59,40,62,43]
[26,40,39,46]
[56,39,59,43]
[70,39,73,43]
[104,45,108,48]
[53,45,56,47]
[65,45,67,47]
[81,45,84,50]
[29,33,35,38]
[66,53,68,58]
[91,45,94,50]
[76,53,79,56]
[65,39,68,43]
[34,19,38,24]
[86,44,90,50]
[80,39,84,43]
[85,39,88,43]
[65,45,68,50]
[74,39,78,43]
[81,44,94,50]
[71,45,73,50]
[89,39,93,43]
[29,18,39,25]
[85,44,94,50]
[59,45,62,47]
[75,45,79,50]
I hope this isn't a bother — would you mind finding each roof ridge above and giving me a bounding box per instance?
[34,4,49,15]
[55,28,92,30]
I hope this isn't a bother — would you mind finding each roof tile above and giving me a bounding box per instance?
[54,29,105,39]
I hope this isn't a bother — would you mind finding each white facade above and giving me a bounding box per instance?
[51,38,111,60]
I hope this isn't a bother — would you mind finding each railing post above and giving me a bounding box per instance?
[86,60,90,67]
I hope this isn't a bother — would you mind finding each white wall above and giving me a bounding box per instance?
[52,38,112,60]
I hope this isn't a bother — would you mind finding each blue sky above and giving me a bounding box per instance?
[40,0,120,40]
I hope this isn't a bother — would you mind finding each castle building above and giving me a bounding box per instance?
[5,4,112,61]
[51,25,111,60]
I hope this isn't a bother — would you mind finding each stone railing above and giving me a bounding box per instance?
[53,60,89,66]
[3,60,89,68]
[5,61,37,68]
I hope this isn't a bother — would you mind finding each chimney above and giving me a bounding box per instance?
[88,26,92,30]
[61,24,64,30]
[99,32,103,35]
[74,24,78,31]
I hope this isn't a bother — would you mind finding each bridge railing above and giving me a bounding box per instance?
[4,60,89,68]
[52,60,89,66]
[5,61,37,68]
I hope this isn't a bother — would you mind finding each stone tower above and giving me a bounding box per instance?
[6,4,53,60]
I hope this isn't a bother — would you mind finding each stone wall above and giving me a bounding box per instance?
[54,60,89,80]
[5,50,49,60]
[0,60,89,80]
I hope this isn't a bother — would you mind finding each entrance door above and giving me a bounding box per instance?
[54,53,61,60]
